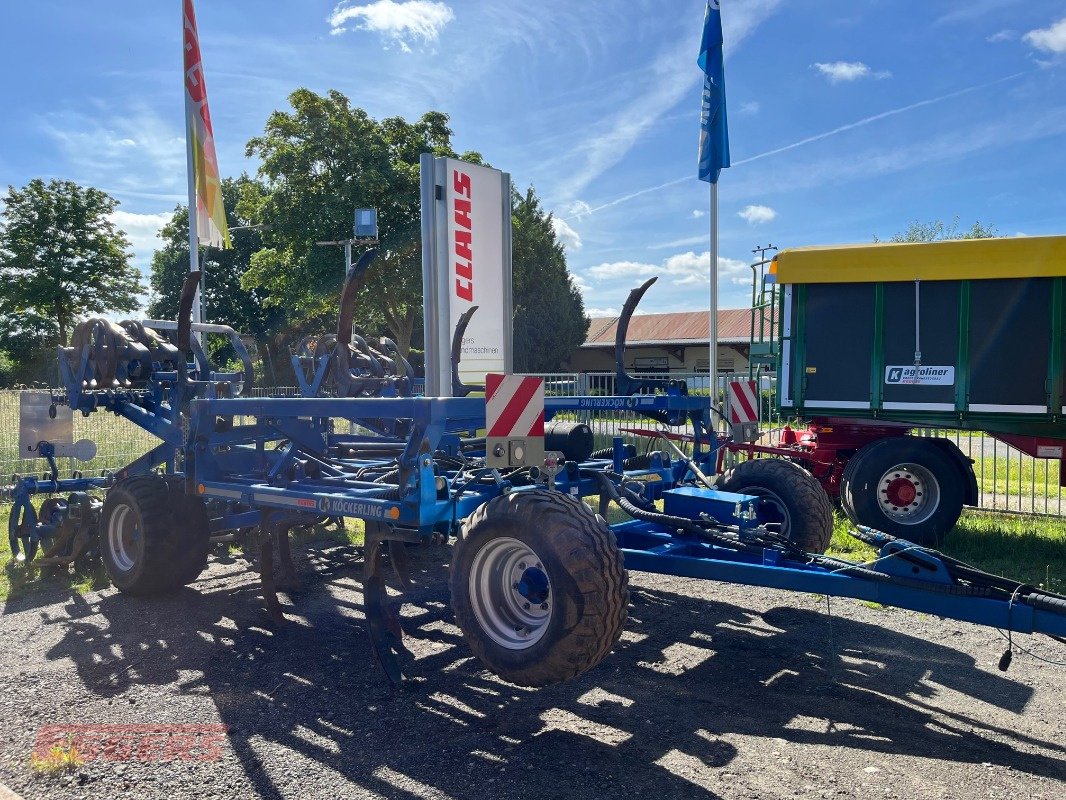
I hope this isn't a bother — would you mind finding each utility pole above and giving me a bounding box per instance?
[316,208,380,277]
[752,243,776,263]
[315,238,356,274]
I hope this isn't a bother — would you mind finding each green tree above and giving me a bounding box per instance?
[511,187,588,372]
[239,89,482,354]
[880,217,998,243]
[147,176,289,382]
[0,178,142,347]
[0,308,58,385]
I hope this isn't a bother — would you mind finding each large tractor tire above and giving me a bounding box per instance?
[450,490,628,687]
[719,458,833,554]
[840,437,964,546]
[100,474,211,595]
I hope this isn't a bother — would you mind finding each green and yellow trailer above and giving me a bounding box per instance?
[743,235,1066,544]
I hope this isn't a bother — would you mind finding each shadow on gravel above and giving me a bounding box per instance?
[40,542,1066,799]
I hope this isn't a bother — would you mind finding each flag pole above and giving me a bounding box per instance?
[697,0,727,407]
[184,0,201,330]
[709,180,718,395]
[186,122,201,328]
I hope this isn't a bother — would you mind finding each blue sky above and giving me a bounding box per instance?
[2,0,1065,317]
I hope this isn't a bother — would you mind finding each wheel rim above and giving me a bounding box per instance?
[107,504,142,573]
[741,487,790,535]
[467,536,552,650]
[876,462,940,524]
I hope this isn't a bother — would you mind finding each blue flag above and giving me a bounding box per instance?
[697,1,730,183]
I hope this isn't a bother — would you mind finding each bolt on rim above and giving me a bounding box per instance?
[107,504,142,573]
[877,462,940,524]
[468,536,552,650]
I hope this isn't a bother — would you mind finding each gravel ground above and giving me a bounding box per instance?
[1,539,1064,800]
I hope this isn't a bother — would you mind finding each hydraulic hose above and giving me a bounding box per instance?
[582,468,762,554]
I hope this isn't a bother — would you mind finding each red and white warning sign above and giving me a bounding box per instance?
[486,374,544,468]
[727,380,759,425]
[486,374,545,437]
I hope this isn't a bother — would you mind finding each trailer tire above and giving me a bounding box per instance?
[840,437,964,546]
[719,458,833,553]
[101,475,210,594]
[839,454,861,521]
[450,490,628,687]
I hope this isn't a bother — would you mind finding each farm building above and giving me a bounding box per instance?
[570,309,769,375]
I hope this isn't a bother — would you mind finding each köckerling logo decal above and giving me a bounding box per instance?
[319,497,387,518]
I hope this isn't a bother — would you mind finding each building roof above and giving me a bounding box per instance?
[583,308,771,348]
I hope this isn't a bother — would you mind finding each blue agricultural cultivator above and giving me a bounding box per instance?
[5,254,1066,688]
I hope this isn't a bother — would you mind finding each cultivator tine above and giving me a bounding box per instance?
[336,249,378,346]
[176,270,201,352]
[615,277,671,396]
[273,525,301,591]
[451,305,483,397]
[364,526,413,685]
[388,538,414,590]
[257,521,286,623]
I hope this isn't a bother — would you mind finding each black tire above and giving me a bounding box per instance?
[450,490,628,687]
[100,475,210,594]
[719,458,833,553]
[840,437,964,546]
[165,477,212,585]
[839,451,862,522]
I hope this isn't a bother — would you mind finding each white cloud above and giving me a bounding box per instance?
[570,272,592,296]
[110,210,171,259]
[738,204,777,224]
[691,209,706,219]
[739,100,761,115]
[811,61,891,83]
[935,0,1016,27]
[588,260,657,281]
[586,307,621,318]
[328,1,454,51]
[987,29,1018,43]
[566,200,593,219]
[588,252,750,288]
[552,217,582,251]
[648,234,708,250]
[40,106,187,201]
[1024,18,1066,53]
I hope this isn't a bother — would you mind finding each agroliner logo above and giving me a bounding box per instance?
[884,365,955,386]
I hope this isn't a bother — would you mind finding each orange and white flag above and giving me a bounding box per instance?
[183,0,230,249]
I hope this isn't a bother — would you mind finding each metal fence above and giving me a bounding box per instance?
[0,390,160,483]
[2,378,1062,518]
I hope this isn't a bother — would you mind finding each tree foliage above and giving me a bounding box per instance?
[0,178,142,347]
[881,217,998,243]
[238,89,482,354]
[147,176,290,381]
[511,187,588,372]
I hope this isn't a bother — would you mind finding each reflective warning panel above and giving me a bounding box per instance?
[485,374,545,469]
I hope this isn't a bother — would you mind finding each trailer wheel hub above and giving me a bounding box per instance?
[877,463,940,524]
[885,477,917,506]
[468,536,552,650]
